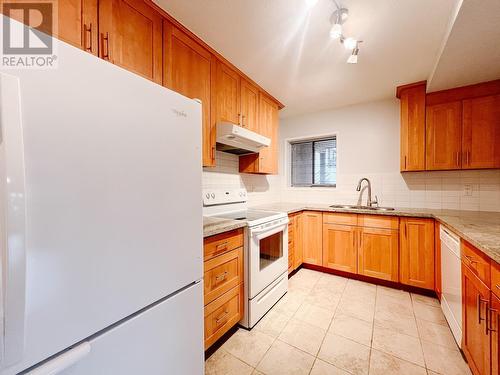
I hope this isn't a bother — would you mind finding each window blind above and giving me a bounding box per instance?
[291,137,337,187]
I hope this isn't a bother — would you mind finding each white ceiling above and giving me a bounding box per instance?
[428,0,500,91]
[154,0,460,117]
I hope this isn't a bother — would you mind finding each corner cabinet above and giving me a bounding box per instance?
[399,217,435,290]
[397,81,426,171]
[239,93,279,174]
[163,23,215,167]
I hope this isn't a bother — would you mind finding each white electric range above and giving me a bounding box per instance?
[203,188,289,328]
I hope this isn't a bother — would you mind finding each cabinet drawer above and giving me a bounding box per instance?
[323,212,357,226]
[462,240,491,287]
[204,229,244,261]
[204,247,243,305]
[492,261,500,298]
[204,284,243,349]
[358,215,399,230]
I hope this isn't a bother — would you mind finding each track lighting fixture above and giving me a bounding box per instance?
[329,1,362,63]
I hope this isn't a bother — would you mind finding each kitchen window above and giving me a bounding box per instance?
[290,136,337,187]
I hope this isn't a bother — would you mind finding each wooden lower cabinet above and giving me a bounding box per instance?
[302,211,323,265]
[322,224,357,273]
[204,284,243,350]
[288,215,295,273]
[435,222,442,298]
[400,217,435,290]
[462,263,491,375]
[294,213,304,269]
[491,292,499,375]
[203,230,244,350]
[358,227,399,282]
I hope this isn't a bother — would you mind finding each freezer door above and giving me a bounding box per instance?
[28,282,204,375]
[0,22,202,374]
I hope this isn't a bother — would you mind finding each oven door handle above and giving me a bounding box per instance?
[251,224,287,239]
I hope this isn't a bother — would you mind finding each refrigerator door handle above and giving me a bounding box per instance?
[27,343,91,375]
[0,74,28,366]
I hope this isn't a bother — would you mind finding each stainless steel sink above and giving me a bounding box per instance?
[329,204,395,211]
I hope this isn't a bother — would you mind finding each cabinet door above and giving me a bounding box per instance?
[294,214,303,269]
[239,93,279,174]
[463,94,500,169]
[214,60,241,125]
[240,79,259,132]
[302,212,322,266]
[399,83,426,171]
[287,216,295,273]
[163,23,214,167]
[426,101,462,170]
[400,218,435,289]
[491,293,499,375]
[58,0,98,55]
[358,227,399,282]
[99,0,163,84]
[462,264,491,375]
[435,222,442,298]
[323,224,357,273]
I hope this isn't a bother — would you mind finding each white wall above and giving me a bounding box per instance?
[279,98,500,211]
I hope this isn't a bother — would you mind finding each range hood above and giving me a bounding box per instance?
[216,122,270,155]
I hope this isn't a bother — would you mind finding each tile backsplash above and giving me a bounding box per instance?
[203,151,500,212]
[202,151,281,206]
[280,170,500,212]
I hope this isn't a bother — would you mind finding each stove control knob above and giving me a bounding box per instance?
[205,193,210,199]
[211,193,215,199]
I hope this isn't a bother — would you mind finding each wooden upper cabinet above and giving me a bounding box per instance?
[462,94,500,169]
[239,93,279,174]
[397,82,426,171]
[426,101,462,170]
[163,23,215,167]
[58,0,98,55]
[301,212,322,266]
[240,79,259,132]
[214,60,241,126]
[400,218,435,290]
[323,223,357,273]
[462,264,491,375]
[98,0,163,84]
[358,227,399,282]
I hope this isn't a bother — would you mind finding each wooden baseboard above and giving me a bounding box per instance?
[301,263,438,298]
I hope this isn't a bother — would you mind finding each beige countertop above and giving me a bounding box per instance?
[203,216,247,238]
[203,202,500,264]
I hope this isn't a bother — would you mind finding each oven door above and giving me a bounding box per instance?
[248,221,288,299]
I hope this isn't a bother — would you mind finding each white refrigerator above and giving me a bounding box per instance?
[0,17,204,375]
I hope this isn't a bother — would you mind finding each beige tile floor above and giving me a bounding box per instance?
[205,268,471,375]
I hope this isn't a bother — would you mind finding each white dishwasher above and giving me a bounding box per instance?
[440,226,462,347]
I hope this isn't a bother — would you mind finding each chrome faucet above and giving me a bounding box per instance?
[356,178,378,207]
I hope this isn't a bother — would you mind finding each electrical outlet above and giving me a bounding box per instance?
[463,184,473,197]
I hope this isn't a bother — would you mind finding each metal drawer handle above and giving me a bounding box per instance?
[477,294,489,334]
[487,307,498,333]
[84,23,93,51]
[215,242,228,253]
[216,310,229,324]
[215,271,228,282]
